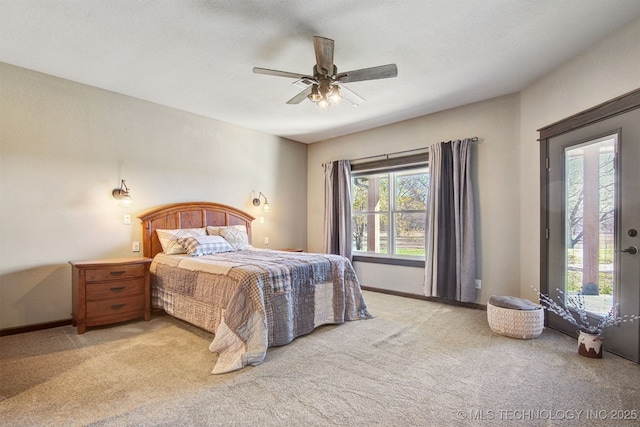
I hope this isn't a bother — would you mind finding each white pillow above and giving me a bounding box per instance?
[156,228,206,255]
[206,225,246,236]
[177,235,235,256]
[219,226,252,250]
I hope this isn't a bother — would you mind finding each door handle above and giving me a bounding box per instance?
[620,246,638,255]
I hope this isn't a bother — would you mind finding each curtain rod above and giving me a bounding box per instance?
[340,136,479,165]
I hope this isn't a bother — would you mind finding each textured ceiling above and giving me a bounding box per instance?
[2,0,640,143]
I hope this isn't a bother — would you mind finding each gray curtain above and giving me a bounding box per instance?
[323,160,353,260]
[424,139,476,302]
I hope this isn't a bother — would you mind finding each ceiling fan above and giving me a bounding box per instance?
[253,36,398,109]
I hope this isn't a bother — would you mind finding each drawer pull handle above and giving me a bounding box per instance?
[111,304,126,310]
[110,286,126,292]
[110,271,126,276]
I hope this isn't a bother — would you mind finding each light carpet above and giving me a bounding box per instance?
[1,291,639,426]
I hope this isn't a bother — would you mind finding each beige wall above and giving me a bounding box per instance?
[308,17,640,303]
[308,94,521,303]
[0,63,307,330]
[518,17,640,302]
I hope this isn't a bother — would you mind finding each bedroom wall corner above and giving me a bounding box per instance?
[0,62,307,330]
[518,16,640,303]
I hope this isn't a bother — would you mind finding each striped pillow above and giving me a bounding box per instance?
[207,225,253,251]
[156,228,206,254]
[177,235,235,257]
[220,226,251,250]
[206,225,246,236]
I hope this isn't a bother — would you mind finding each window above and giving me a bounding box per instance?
[351,160,428,265]
[564,136,616,315]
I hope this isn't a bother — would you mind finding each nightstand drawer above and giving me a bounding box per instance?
[85,264,145,282]
[86,278,145,300]
[86,295,145,317]
[70,257,152,333]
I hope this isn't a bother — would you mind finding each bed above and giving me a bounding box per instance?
[138,202,371,374]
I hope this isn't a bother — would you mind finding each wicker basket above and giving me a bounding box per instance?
[487,302,544,339]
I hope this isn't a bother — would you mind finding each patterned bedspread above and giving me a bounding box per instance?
[150,249,372,374]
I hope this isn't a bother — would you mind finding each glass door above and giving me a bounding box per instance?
[547,108,640,362]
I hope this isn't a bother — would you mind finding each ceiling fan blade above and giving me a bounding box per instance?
[338,84,366,107]
[292,77,317,89]
[253,67,310,79]
[336,64,398,83]
[313,36,335,76]
[286,86,313,104]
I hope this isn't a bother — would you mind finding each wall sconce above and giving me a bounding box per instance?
[252,191,270,212]
[112,179,132,206]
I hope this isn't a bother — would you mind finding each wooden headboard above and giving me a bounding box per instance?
[138,202,255,258]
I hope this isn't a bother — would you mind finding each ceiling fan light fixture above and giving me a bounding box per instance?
[329,85,342,104]
[308,84,322,102]
[317,97,330,109]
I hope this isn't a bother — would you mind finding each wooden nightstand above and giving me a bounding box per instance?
[70,257,152,334]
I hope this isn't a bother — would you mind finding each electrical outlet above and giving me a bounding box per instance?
[132,241,140,252]
[264,237,269,245]
[123,214,131,225]
[475,279,482,289]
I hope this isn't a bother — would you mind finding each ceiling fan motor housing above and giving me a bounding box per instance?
[313,64,338,79]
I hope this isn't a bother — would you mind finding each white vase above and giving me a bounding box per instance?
[578,331,602,358]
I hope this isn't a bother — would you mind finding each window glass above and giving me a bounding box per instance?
[352,166,427,259]
[394,212,425,257]
[395,170,428,210]
[564,136,616,315]
[352,213,389,253]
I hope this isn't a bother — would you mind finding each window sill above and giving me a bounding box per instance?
[352,255,424,268]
